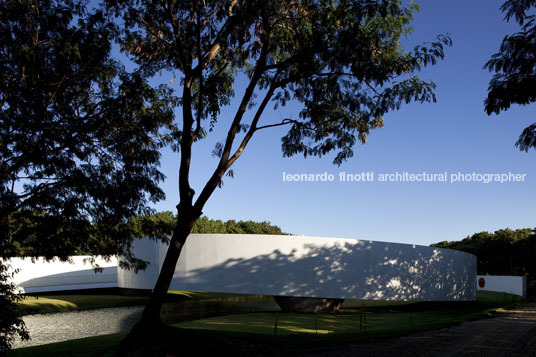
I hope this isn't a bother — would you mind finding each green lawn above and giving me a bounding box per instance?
[16,290,238,315]
[17,290,452,315]
[13,290,523,356]
[173,291,521,337]
[17,295,149,315]
[173,308,475,337]
[13,333,125,357]
[167,290,240,300]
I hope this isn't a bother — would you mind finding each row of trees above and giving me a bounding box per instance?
[107,212,287,246]
[192,216,287,235]
[432,228,536,277]
[6,210,286,258]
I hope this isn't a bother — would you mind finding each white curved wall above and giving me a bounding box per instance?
[477,275,526,297]
[8,256,118,293]
[118,235,477,301]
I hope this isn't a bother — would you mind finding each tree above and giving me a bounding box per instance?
[191,216,287,234]
[485,0,536,151]
[125,212,287,236]
[104,0,451,335]
[1,0,172,350]
[0,261,29,354]
[0,0,172,261]
[432,228,535,276]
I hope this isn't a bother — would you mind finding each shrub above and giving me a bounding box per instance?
[0,260,29,353]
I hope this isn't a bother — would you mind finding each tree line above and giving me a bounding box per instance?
[5,212,287,258]
[129,212,287,237]
[432,228,536,277]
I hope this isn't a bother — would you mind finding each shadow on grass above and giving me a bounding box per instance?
[14,291,524,357]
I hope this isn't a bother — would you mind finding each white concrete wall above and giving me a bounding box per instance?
[476,275,526,297]
[7,256,118,293]
[118,235,477,301]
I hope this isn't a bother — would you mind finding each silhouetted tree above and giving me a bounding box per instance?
[485,0,536,151]
[0,261,29,354]
[1,0,172,261]
[432,228,535,276]
[124,212,287,237]
[104,0,451,336]
[1,0,171,350]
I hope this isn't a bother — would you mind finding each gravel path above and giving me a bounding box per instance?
[14,306,143,348]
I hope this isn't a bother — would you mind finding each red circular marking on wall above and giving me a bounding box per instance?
[478,277,485,288]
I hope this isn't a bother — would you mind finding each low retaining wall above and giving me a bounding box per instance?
[476,275,527,298]
[7,256,118,294]
[118,235,477,301]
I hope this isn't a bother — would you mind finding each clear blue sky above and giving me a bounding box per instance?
[150,0,535,246]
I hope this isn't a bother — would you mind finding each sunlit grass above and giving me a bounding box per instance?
[17,295,149,314]
[167,290,239,300]
[14,291,524,356]
[13,333,125,357]
[174,310,442,336]
[173,291,522,337]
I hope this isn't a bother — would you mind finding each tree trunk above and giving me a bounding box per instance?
[139,229,188,325]
[127,205,200,341]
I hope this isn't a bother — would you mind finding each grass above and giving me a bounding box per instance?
[172,291,522,338]
[13,290,524,356]
[173,309,468,337]
[13,333,126,357]
[15,290,431,316]
[16,290,238,315]
[167,290,240,300]
[17,295,149,315]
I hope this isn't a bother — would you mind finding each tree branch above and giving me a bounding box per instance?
[193,7,204,142]
[194,34,270,212]
[255,119,292,131]
[217,41,269,166]
[224,85,277,169]
[166,1,187,71]
[124,2,173,47]
[191,1,240,75]
[178,78,195,208]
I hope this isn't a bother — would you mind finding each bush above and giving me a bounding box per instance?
[0,260,29,353]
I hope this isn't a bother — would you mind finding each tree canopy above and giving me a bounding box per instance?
[0,262,29,353]
[1,0,452,342]
[432,228,536,277]
[102,0,452,332]
[485,0,536,151]
[0,1,173,349]
[126,212,287,236]
[0,0,173,262]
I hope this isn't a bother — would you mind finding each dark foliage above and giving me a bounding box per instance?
[0,260,29,354]
[0,0,174,350]
[485,0,536,151]
[432,228,536,277]
[0,0,173,262]
[127,212,287,236]
[103,0,452,327]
